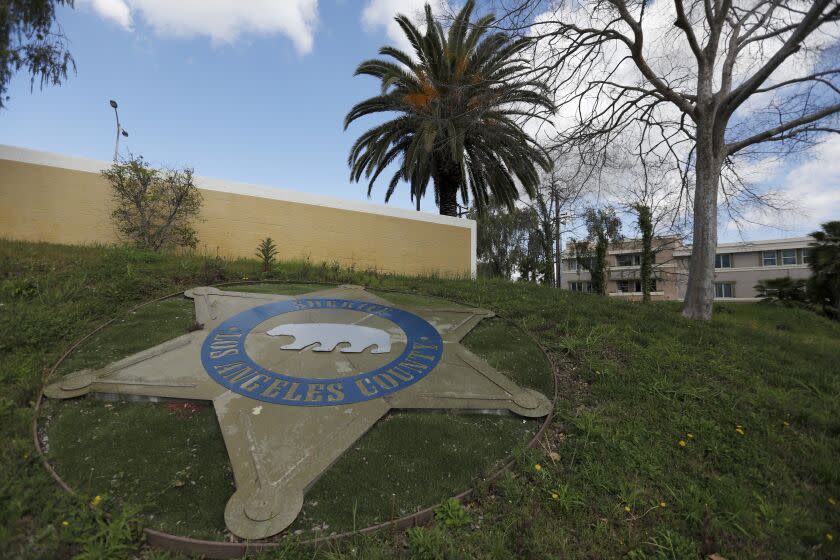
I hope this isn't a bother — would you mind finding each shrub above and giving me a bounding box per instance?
[754,277,808,303]
[104,155,202,251]
[255,237,279,273]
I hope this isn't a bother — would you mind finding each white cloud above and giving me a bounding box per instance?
[719,136,840,239]
[87,0,132,29]
[777,136,840,228]
[361,0,452,52]
[83,0,319,54]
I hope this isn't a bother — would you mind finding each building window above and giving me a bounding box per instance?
[762,251,777,266]
[781,249,796,265]
[569,281,592,293]
[715,254,732,268]
[616,279,656,293]
[714,283,734,298]
[802,249,812,264]
[616,253,641,267]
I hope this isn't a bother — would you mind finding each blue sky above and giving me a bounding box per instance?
[1,0,837,241]
[0,0,430,212]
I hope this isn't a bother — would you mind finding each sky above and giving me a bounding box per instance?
[1,0,837,242]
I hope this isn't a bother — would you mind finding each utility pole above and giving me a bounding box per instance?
[553,188,560,288]
[110,99,129,161]
[555,209,574,290]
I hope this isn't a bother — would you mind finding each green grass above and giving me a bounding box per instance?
[40,286,548,539]
[2,239,840,559]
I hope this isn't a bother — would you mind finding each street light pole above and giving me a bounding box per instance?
[110,99,129,161]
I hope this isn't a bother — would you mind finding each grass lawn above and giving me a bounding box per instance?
[1,239,839,559]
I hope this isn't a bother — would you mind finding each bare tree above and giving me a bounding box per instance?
[522,162,591,287]
[606,143,689,301]
[494,0,840,319]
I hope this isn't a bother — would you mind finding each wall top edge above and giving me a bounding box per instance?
[0,144,475,231]
[673,237,814,256]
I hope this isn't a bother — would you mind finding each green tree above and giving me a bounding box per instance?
[104,155,203,252]
[344,0,553,217]
[808,221,840,320]
[472,204,532,280]
[633,204,654,303]
[572,207,622,295]
[1,0,75,109]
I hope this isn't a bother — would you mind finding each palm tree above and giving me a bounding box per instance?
[344,0,553,217]
[808,221,840,319]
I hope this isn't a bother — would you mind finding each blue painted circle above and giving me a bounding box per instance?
[201,298,444,406]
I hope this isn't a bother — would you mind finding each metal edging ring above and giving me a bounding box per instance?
[33,280,559,559]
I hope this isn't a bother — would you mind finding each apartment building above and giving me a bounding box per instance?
[560,236,813,301]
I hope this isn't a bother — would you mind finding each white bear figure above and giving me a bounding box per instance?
[265,323,392,354]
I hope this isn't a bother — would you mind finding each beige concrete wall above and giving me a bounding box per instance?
[0,146,475,276]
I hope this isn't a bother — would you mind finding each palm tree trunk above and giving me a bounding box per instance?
[434,166,460,217]
[439,189,458,216]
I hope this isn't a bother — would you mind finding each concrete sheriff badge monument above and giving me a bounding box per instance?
[44,285,551,540]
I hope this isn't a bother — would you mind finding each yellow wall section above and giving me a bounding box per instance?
[0,157,472,276]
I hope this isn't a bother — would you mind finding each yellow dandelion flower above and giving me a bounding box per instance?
[624,506,631,512]
[659,501,667,508]
[534,463,542,472]
[826,532,833,541]
[829,497,837,507]
[678,440,687,447]
[735,427,745,435]
[686,433,694,439]
[783,421,790,427]
[551,493,559,500]
[62,521,69,527]
[90,495,102,507]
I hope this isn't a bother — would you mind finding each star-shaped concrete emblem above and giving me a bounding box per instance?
[44,285,551,540]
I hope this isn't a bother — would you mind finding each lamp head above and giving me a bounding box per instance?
[109,100,118,108]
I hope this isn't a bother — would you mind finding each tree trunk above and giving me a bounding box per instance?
[541,216,555,287]
[434,164,460,217]
[682,118,722,320]
[439,188,458,217]
[554,189,562,289]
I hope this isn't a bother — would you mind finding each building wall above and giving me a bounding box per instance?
[561,236,814,302]
[675,240,814,300]
[709,265,811,299]
[0,145,475,276]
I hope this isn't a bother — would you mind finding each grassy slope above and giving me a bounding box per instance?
[1,239,839,559]
[41,288,548,539]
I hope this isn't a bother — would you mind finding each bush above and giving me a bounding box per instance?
[103,155,202,251]
[754,277,808,303]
